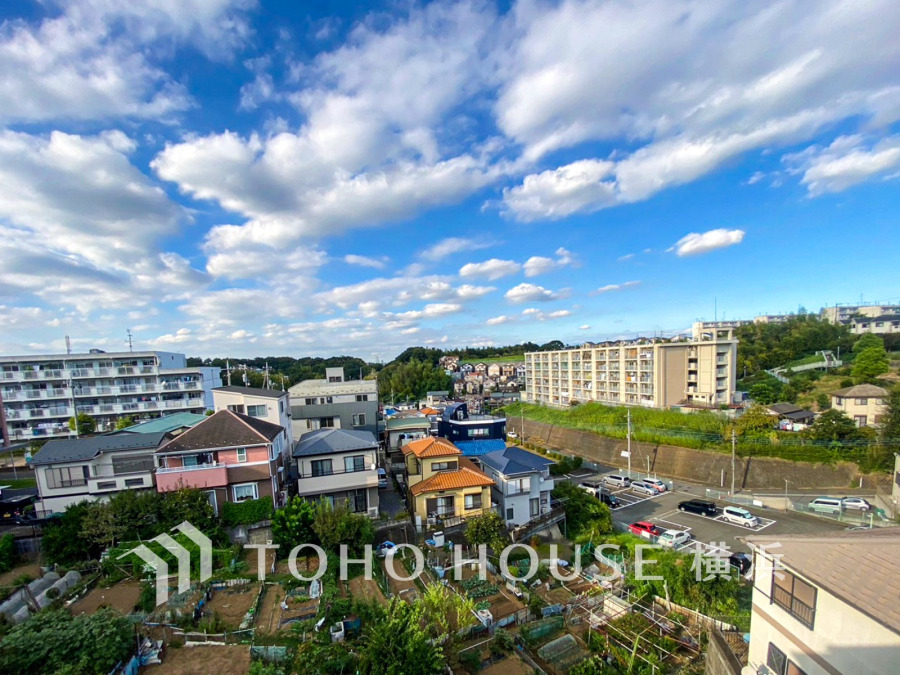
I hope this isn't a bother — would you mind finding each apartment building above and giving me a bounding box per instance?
[821,303,900,325]
[292,428,380,517]
[31,432,165,512]
[478,446,555,526]
[0,350,219,443]
[746,530,900,675]
[830,384,888,427]
[850,315,900,335]
[288,367,378,439]
[213,386,293,448]
[524,330,738,409]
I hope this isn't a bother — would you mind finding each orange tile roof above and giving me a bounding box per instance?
[402,436,461,458]
[420,407,439,415]
[409,463,495,496]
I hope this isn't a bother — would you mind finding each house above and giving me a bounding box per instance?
[515,364,526,380]
[438,402,507,444]
[383,416,432,457]
[426,391,450,407]
[213,386,294,448]
[292,429,379,517]
[402,437,495,527]
[459,363,475,375]
[31,432,166,513]
[486,364,502,378]
[474,363,488,374]
[112,411,207,436]
[500,363,518,379]
[850,314,900,335]
[830,384,889,427]
[288,367,378,439]
[745,530,900,675]
[478,447,555,526]
[764,403,815,430]
[154,410,289,514]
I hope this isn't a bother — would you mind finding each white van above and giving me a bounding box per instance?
[808,497,843,514]
[721,506,759,527]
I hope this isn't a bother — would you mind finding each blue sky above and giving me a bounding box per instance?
[2,0,900,361]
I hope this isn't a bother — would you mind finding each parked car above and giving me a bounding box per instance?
[808,497,843,514]
[507,430,518,439]
[602,474,632,488]
[678,499,717,517]
[729,552,752,576]
[840,497,872,512]
[721,506,760,528]
[377,468,388,489]
[578,480,604,497]
[658,530,692,548]
[599,492,621,509]
[643,478,668,493]
[630,480,659,496]
[628,521,662,539]
[375,541,397,558]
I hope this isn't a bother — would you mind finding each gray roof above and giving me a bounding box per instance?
[32,432,168,466]
[830,384,889,398]
[783,409,815,421]
[213,385,287,399]
[767,402,804,415]
[480,446,555,476]
[747,529,900,636]
[294,428,378,458]
[157,410,282,453]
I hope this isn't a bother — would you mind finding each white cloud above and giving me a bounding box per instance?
[486,315,513,325]
[523,247,576,277]
[455,284,496,300]
[459,259,521,281]
[579,325,591,330]
[520,307,572,321]
[617,253,635,262]
[595,281,641,294]
[502,160,616,221]
[344,254,388,269]
[670,229,745,257]
[418,236,498,261]
[784,134,900,195]
[505,283,560,304]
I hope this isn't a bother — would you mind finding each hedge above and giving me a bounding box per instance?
[222,496,274,526]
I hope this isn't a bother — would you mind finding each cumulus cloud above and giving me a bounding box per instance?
[523,247,576,277]
[595,280,641,294]
[418,237,499,261]
[344,254,388,269]
[486,315,513,325]
[520,307,572,321]
[505,283,561,304]
[670,229,745,257]
[459,259,521,281]
[502,160,616,221]
[784,134,900,195]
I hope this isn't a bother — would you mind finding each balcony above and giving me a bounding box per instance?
[155,463,228,491]
[297,468,378,496]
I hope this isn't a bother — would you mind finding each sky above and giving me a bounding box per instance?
[1,0,900,362]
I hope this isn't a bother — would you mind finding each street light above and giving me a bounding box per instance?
[784,479,791,513]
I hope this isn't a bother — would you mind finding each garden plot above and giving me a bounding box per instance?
[144,644,251,675]
[348,575,387,607]
[203,583,259,629]
[384,554,418,601]
[70,579,142,615]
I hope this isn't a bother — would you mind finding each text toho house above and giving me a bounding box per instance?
[154,410,289,514]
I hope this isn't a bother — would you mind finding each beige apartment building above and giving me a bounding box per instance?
[830,384,888,427]
[524,330,737,409]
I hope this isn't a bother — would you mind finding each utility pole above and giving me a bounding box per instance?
[626,408,632,479]
[731,427,736,496]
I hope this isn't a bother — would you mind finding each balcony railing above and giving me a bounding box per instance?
[157,461,221,474]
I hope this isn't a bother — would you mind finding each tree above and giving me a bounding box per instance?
[357,598,445,675]
[81,501,129,551]
[312,499,374,556]
[114,416,136,430]
[733,405,775,436]
[377,359,452,403]
[272,497,319,551]
[879,385,900,444]
[780,383,798,403]
[42,501,100,565]
[748,383,777,405]
[464,511,508,554]
[420,583,476,643]
[0,534,17,574]
[853,333,884,353]
[805,409,863,442]
[156,485,218,534]
[68,412,96,435]
[551,481,613,540]
[816,393,831,411]
[852,345,889,383]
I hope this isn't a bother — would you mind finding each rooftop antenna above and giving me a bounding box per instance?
[65,334,71,355]
[126,328,133,352]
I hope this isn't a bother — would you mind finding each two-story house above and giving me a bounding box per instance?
[746,530,900,675]
[31,432,165,513]
[402,437,495,528]
[438,402,506,444]
[212,386,294,448]
[478,447,555,526]
[154,410,288,514]
[292,428,379,517]
[288,367,378,439]
[829,384,888,427]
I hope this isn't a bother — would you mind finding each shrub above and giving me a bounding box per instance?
[491,628,514,654]
[222,496,274,526]
[0,534,17,574]
[459,649,481,673]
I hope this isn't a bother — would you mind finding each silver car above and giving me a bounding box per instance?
[630,480,658,496]
[841,497,872,512]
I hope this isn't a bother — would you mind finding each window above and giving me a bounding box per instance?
[311,459,333,477]
[352,413,366,427]
[431,460,458,472]
[247,404,266,417]
[347,489,367,513]
[854,415,867,427]
[47,466,88,489]
[124,478,144,488]
[356,394,368,402]
[328,376,342,383]
[232,483,258,502]
[464,493,483,510]
[506,507,514,520]
[766,643,807,675]
[507,477,531,495]
[236,447,247,463]
[279,400,284,413]
[468,427,489,437]
[530,498,540,517]
[319,417,336,428]
[344,455,365,473]
[183,454,198,467]
[227,404,246,414]
[876,322,884,328]
[305,398,316,405]
[855,397,867,405]
[772,570,817,629]
[96,480,116,490]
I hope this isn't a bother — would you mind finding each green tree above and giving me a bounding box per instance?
[114,416,136,430]
[42,501,99,565]
[81,501,129,550]
[816,393,831,411]
[357,598,445,675]
[733,405,775,436]
[312,499,374,556]
[248,663,285,675]
[0,534,17,574]
[780,383,798,403]
[68,412,96,435]
[420,583,476,644]
[272,496,319,551]
[464,511,508,554]
[551,481,613,540]
[157,485,219,534]
[853,333,884,352]
[852,345,889,383]
[879,385,900,444]
[377,359,452,403]
[805,409,863,442]
[748,383,777,405]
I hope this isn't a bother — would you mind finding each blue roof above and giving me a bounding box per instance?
[479,446,556,476]
[455,439,507,456]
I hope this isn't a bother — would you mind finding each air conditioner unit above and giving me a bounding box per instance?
[367,507,379,518]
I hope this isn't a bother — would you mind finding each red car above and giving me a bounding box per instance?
[629,521,662,539]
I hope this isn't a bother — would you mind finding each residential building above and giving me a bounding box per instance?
[478,447,554,526]
[154,410,288,514]
[402,437,495,528]
[474,363,488,374]
[425,391,450,407]
[112,412,207,436]
[292,429,379,517]
[850,315,900,335]
[692,319,753,338]
[524,330,738,409]
[288,367,377,439]
[821,303,900,325]
[764,403,816,430]
[830,384,888,427]
[487,364,502,378]
[383,416,431,456]
[438,402,507,443]
[213,386,293,448]
[31,432,165,512]
[746,530,900,675]
[0,350,219,443]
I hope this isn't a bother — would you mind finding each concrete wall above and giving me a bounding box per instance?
[510,418,891,490]
[705,630,743,675]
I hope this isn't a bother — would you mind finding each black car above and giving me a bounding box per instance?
[677,499,717,517]
[599,492,621,509]
[729,552,752,575]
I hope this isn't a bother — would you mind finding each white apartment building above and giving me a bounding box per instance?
[746,530,900,675]
[524,330,738,409]
[212,385,294,449]
[0,350,219,443]
[820,303,900,325]
[288,367,378,439]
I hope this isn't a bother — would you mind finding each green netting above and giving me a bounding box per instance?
[537,634,588,670]
[520,615,564,643]
[250,646,289,663]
